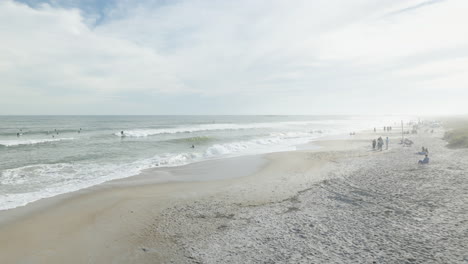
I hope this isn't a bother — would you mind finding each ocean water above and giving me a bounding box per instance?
[0,115,405,210]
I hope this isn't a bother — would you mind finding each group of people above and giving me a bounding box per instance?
[372,136,389,151]
[417,146,430,164]
[374,126,393,132]
[16,128,84,138]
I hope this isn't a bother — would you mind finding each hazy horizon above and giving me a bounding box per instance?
[1,0,467,115]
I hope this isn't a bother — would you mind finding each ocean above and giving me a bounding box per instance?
[0,115,405,210]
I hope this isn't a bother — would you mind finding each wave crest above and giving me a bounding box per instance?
[0,138,74,147]
[115,121,319,137]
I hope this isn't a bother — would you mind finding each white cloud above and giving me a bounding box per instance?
[0,0,467,114]
[316,0,468,63]
[0,1,186,98]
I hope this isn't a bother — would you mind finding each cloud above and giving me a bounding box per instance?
[1,0,468,114]
[0,1,186,98]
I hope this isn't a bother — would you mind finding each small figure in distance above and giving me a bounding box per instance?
[372,139,376,150]
[386,136,389,150]
[418,154,429,164]
[417,147,427,155]
[191,145,195,149]
[374,127,376,133]
[121,131,124,137]
[17,132,20,137]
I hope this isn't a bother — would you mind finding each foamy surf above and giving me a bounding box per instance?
[0,134,319,210]
[0,138,74,147]
[114,121,324,137]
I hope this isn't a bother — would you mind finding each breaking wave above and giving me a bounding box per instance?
[0,138,74,147]
[115,121,320,137]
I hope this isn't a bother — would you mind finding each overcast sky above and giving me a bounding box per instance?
[1,0,467,115]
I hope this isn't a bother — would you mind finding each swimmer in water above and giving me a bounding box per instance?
[191,145,195,148]
[17,132,20,137]
[121,131,124,136]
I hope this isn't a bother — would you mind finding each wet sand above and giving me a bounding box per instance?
[0,128,466,263]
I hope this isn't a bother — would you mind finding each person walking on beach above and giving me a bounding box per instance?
[374,127,376,133]
[385,137,389,150]
[372,139,376,150]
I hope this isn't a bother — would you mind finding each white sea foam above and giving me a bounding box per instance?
[0,132,321,210]
[0,138,74,147]
[115,121,324,137]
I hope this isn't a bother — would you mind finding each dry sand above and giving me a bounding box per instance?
[0,127,466,263]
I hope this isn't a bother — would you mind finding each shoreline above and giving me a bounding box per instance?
[0,137,359,263]
[0,133,326,212]
[1,127,465,263]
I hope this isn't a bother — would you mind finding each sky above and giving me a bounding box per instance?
[0,0,467,115]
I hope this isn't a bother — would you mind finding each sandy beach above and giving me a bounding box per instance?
[0,126,466,263]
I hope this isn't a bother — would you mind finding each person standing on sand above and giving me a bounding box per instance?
[377,137,383,151]
[374,127,376,133]
[372,139,376,150]
[386,137,389,150]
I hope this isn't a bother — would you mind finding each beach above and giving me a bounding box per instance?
[0,126,466,263]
